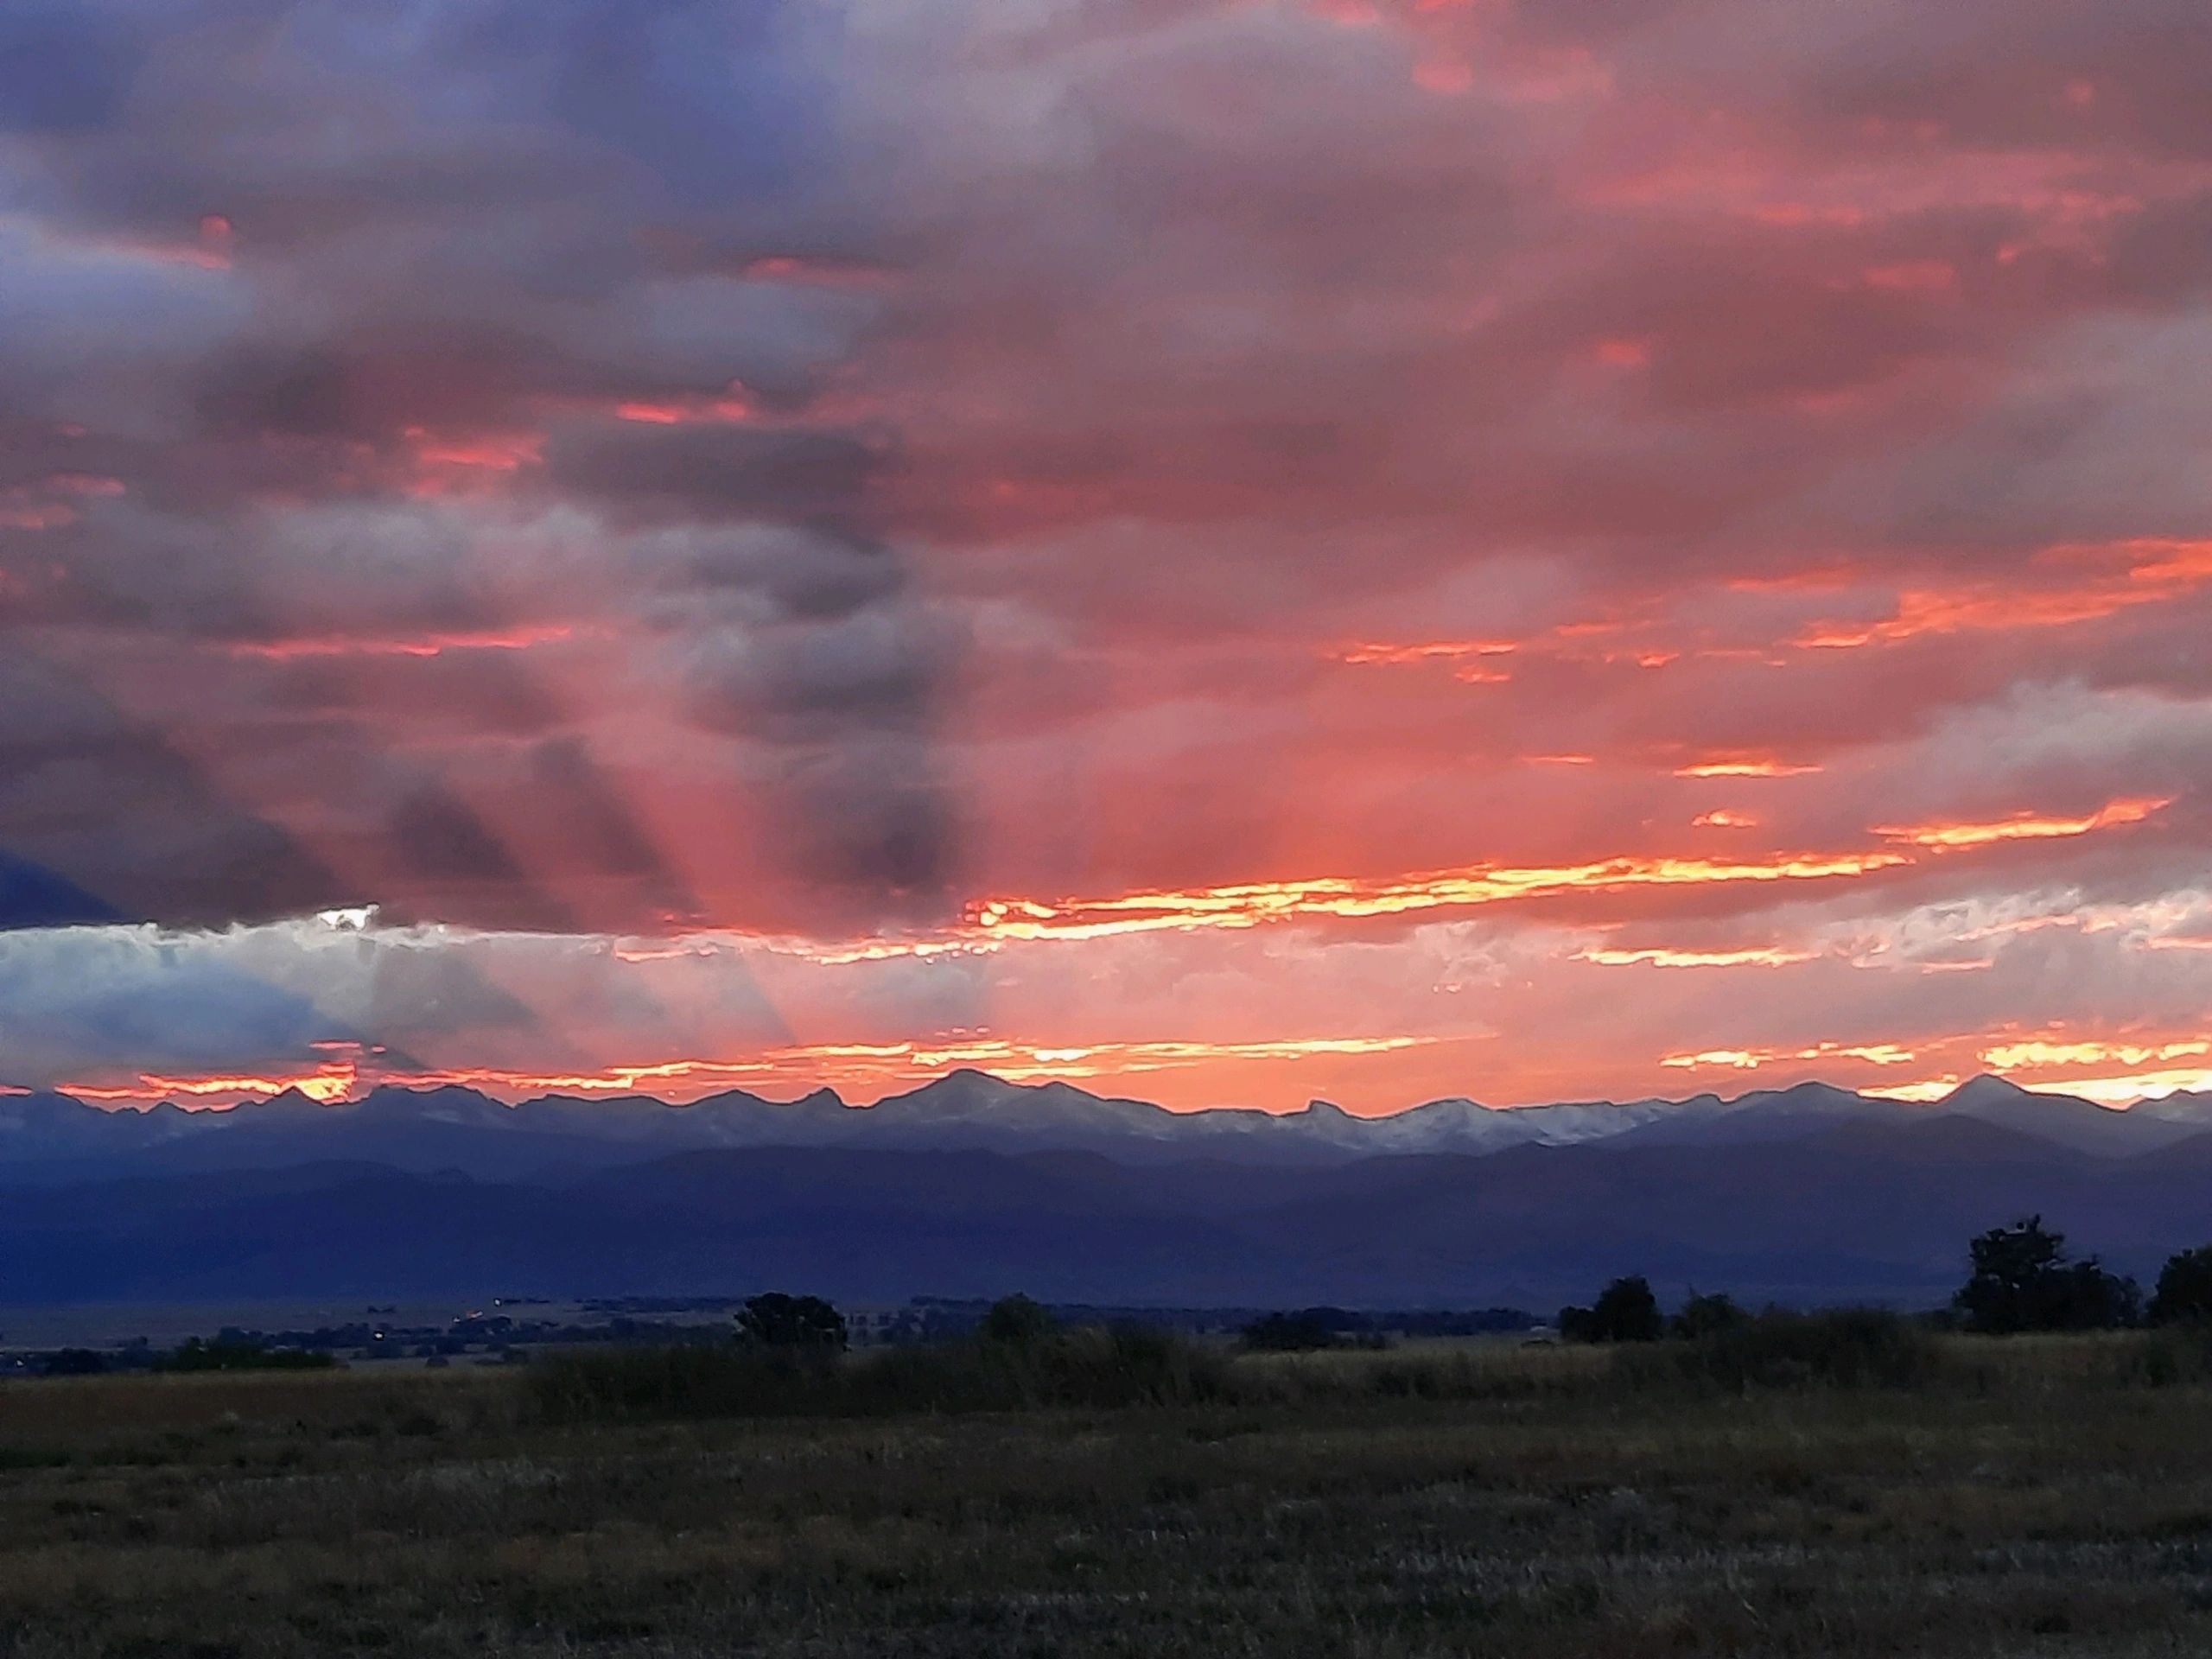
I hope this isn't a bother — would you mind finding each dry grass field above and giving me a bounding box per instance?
[3,1335,2212,1657]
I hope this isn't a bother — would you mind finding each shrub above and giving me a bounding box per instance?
[162,1338,335,1373]
[524,1343,839,1423]
[1241,1312,1342,1352]
[2125,1323,2212,1388]
[525,1325,1227,1424]
[979,1294,1055,1346]
[1621,1307,1939,1392]
[849,1325,1228,1413]
[1671,1292,1749,1341]
[993,1324,1227,1409]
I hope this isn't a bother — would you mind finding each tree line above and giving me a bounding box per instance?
[729,1217,2212,1369]
[1558,1217,2212,1343]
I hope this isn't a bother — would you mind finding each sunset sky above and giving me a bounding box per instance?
[3,0,2211,1115]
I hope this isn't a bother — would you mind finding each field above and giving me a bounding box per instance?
[3,1336,2212,1657]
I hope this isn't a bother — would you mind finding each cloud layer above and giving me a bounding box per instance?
[4,0,2211,1110]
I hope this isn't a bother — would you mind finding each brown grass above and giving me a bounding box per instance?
[3,1334,2211,1656]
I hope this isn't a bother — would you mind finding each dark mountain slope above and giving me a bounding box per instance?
[3,1116,2209,1309]
[1248,1115,2187,1306]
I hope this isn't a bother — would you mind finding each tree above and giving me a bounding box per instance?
[1956,1216,2061,1335]
[1671,1291,1749,1341]
[2149,1246,2212,1325]
[1954,1217,2139,1334]
[980,1294,1056,1346]
[2054,1259,2140,1329]
[1560,1275,1663,1343]
[736,1293,848,1351]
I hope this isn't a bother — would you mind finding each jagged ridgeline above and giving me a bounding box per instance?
[3,1072,2211,1307]
[9,1070,2211,1179]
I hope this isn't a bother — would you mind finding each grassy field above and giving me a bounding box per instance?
[3,1335,2212,1656]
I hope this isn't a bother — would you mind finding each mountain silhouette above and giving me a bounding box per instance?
[2,1072,2209,1308]
[5,1070,2207,1184]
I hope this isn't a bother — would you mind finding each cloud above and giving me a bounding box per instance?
[3,0,2212,1106]
[0,6,138,137]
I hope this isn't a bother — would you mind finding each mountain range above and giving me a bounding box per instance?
[9,1069,2211,1179]
[4,1071,2210,1309]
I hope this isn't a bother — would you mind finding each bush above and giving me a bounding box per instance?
[847,1325,1229,1412]
[162,1338,336,1373]
[1621,1307,1939,1392]
[525,1325,1228,1424]
[979,1294,1055,1346]
[1671,1292,1749,1341]
[524,1343,839,1422]
[962,1324,1228,1410]
[2125,1323,2212,1388]
[1242,1312,1343,1352]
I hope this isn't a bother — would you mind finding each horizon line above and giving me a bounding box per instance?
[9,1065,2200,1122]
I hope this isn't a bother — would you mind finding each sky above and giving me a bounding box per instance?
[3,0,2211,1116]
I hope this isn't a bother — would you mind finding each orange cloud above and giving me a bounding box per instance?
[404,428,542,470]
[927,794,2165,949]
[1580,945,1816,969]
[1674,758,1823,778]
[222,623,586,661]
[963,849,1910,944]
[1662,1042,1920,1071]
[1332,639,1517,683]
[1796,540,2212,649]
[1666,1020,2212,1109]
[1979,1038,2212,1071]
[614,396,754,425]
[1874,796,2170,850]
[2043,1068,2212,1106]
[65,1035,1435,1110]
[65,1065,357,1105]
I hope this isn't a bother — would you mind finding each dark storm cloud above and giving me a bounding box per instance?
[649,523,906,621]
[0,5,138,135]
[1776,0,2212,158]
[542,422,888,525]
[0,657,339,927]
[0,0,957,934]
[386,789,535,892]
[639,514,963,913]
[16,0,838,232]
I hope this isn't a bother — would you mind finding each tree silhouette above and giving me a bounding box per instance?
[1671,1291,1749,1341]
[1560,1275,1663,1343]
[980,1294,1056,1346]
[736,1293,848,1351]
[1955,1217,2138,1333]
[2150,1246,2212,1325]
